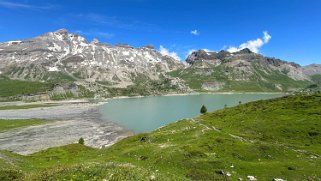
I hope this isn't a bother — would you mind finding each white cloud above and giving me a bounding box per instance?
[186,48,217,57]
[186,49,197,57]
[95,32,115,39]
[190,30,200,36]
[0,1,55,10]
[227,31,271,53]
[159,45,181,61]
[75,13,160,32]
[74,30,114,39]
[202,49,215,53]
[263,31,271,43]
[188,49,196,55]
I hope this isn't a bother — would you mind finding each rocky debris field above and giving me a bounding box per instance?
[0,102,133,155]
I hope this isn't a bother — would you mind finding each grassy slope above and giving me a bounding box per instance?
[169,64,311,92]
[0,119,53,132]
[0,76,95,101]
[312,74,321,85]
[0,104,57,110]
[106,74,180,97]
[0,73,174,100]
[1,94,321,180]
[0,78,51,98]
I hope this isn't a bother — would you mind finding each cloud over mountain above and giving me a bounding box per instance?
[227,31,271,53]
[159,45,181,60]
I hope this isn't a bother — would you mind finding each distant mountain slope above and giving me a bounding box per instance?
[1,94,321,180]
[0,29,318,99]
[169,49,312,92]
[302,64,321,89]
[0,29,184,86]
[0,29,188,100]
[304,64,321,76]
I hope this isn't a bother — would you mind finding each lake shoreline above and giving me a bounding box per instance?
[103,91,287,102]
[0,92,286,155]
[0,91,287,106]
[0,102,134,155]
[100,93,285,133]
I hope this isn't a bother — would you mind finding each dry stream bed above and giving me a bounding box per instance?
[0,101,133,155]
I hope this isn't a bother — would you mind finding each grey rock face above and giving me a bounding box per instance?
[186,49,310,81]
[201,82,225,91]
[186,50,229,65]
[0,29,184,87]
[303,64,321,76]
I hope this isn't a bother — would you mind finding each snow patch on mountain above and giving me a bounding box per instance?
[0,29,184,85]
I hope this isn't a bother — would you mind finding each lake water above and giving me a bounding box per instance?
[99,93,284,133]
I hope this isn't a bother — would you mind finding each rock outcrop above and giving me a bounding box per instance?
[0,29,185,88]
[186,49,309,81]
[303,64,321,76]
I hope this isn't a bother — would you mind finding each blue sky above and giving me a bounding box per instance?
[0,0,320,65]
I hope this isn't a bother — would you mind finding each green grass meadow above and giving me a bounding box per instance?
[0,94,320,180]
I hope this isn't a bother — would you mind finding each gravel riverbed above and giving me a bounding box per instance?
[0,102,133,155]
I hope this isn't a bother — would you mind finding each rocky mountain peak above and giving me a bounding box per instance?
[303,64,321,76]
[184,47,310,81]
[115,43,132,48]
[142,44,155,50]
[186,49,230,65]
[54,28,69,34]
[39,28,81,43]
[236,48,253,54]
[0,29,185,87]
[0,29,316,94]
[91,38,100,44]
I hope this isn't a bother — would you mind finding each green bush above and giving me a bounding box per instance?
[0,169,23,181]
[200,105,207,114]
[78,137,84,145]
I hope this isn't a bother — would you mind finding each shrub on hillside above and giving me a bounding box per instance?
[78,137,84,145]
[200,105,207,114]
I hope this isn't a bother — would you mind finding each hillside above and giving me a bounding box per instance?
[0,29,187,101]
[169,49,312,92]
[304,64,321,76]
[0,29,184,84]
[1,94,321,180]
[0,30,319,100]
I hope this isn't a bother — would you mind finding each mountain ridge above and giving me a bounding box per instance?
[0,29,320,100]
[0,29,184,84]
[169,48,314,92]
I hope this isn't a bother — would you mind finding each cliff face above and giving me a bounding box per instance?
[303,64,321,76]
[186,49,308,81]
[0,29,184,88]
[169,49,312,92]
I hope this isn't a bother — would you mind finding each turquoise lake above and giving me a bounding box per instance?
[99,93,284,133]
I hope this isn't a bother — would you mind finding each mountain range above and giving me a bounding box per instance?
[0,29,320,100]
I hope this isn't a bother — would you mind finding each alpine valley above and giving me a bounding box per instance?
[0,29,320,101]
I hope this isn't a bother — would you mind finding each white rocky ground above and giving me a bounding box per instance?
[0,102,133,155]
